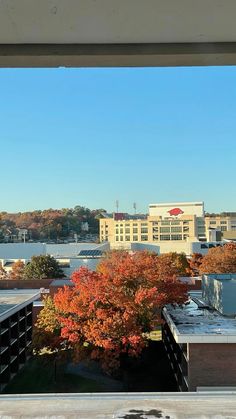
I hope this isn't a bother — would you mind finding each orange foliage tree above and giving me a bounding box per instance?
[52,250,187,371]
[10,260,25,280]
[199,242,236,274]
[188,253,203,276]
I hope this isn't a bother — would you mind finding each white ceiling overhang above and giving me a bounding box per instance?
[0,0,236,67]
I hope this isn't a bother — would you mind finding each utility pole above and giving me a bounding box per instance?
[115,200,119,213]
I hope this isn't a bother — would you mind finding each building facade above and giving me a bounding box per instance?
[0,290,40,392]
[162,275,236,391]
[100,202,236,254]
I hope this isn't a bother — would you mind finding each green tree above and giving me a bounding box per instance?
[23,255,64,280]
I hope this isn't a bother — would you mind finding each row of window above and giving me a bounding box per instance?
[114,234,184,242]
[114,226,186,234]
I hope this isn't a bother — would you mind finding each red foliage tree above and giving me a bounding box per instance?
[199,242,236,274]
[54,251,187,371]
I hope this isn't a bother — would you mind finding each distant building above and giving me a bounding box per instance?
[205,213,236,240]
[162,274,236,391]
[99,202,236,254]
[99,201,225,254]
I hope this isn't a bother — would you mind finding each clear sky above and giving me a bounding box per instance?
[0,66,235,214]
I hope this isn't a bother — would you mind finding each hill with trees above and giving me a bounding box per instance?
[0,205,105,242]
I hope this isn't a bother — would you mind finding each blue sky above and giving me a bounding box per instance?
[0,66,235,214]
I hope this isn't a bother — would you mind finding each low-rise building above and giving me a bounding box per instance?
[0,289,40,392]
[162,274,236,391]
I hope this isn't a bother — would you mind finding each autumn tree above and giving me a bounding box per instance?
[23,255,64,280]
[10,260,25,280]
[33,296,63,354]
[156,252,190,278]
[188,253,203,276]
[199,242,236,274]
[0,262,7,279]
[50,250,187,372]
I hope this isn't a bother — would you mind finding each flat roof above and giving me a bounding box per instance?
[149,202,204,207]
[0,289,40,322]
[1,393,236,417]
[163,291,236,343]
[50,279,74,287]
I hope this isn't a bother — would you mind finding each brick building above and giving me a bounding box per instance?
[162,275,236,391]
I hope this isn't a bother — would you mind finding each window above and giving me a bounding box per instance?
[133,223,138,226]
[120,228,123,233]
[133,228,138,233]
[221,226,227,231]
[210,220,216,224]
[141,235,148,241]
[220,221,227,224]
[171,234,182,240]
[125,235,130,241]
[125,228,130,233]
[152,221,158,225]
[160,227,170,233]
[153,235,159,241]
[171,227,182,233]
[116,228,119,234]
[120,236,123,241]
[161,221,170,226]
[141,223,148,226]
[183,226,189,232]
[183,221,189,225]
[125,223,130,227]
[171,221,180,226]
[133,235,138,241]
[141,227,148,233]
[115,236,119,241]
[160,235,170,240]
[153,227,158,232]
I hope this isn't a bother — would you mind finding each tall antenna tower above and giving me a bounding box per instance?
[115,199,119,213]
[133,202,137,214]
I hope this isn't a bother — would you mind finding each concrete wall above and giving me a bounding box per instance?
[0,279,53,290]
[149,202,204,217]
[0,243,45,259]
[202,274,236,316]
[188,343,236,391]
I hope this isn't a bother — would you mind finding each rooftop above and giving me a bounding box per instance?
[163,291,236,343]
[50,279,74,287]
[0,393,236,417]
[0,289,40,321]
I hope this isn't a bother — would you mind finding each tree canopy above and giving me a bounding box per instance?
[36,250,187,372]
[9,260,25,280]
[199,242,236,274]
[0,205,105,242]
[23,255,64,279]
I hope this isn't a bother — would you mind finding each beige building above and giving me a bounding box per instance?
[100,203,236,253]
[100,202,206,248]
[205,213,236,239]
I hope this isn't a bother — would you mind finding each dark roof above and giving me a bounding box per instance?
[78,249,103,257]
[50,279,74,287]
[4,261,15,267]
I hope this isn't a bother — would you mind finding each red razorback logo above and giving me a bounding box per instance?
[168,208,184,216]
